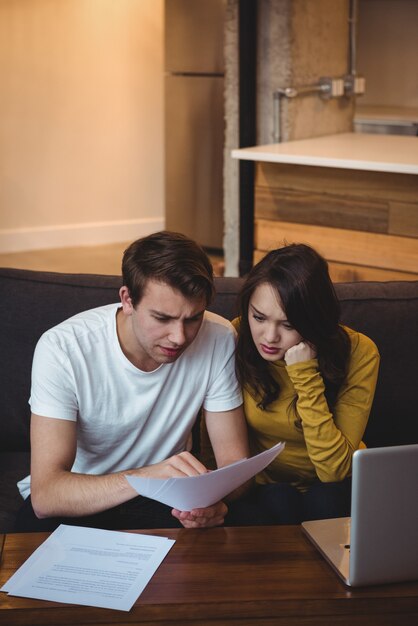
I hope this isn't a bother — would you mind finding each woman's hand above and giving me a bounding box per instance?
[284,341,317,366]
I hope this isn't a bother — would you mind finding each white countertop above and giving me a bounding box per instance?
[231,132,418,175]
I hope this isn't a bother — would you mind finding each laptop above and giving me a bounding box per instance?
[302,444,418,586]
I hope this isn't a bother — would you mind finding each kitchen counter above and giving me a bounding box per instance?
[231,132,418,175]
[232,133,418,282]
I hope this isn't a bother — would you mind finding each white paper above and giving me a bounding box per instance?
[126,441,285,510]
[1,524,175,611]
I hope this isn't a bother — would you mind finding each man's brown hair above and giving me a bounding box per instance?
[122,231,215,307]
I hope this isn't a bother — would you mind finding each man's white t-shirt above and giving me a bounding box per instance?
[18,303,242,499]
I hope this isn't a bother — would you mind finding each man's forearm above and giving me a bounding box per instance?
[31,469,137,519]
[31,450,212,519]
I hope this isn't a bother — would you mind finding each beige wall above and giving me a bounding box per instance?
[357,0,418,108]
[0,0,164,252]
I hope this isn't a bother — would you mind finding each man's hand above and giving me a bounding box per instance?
[130,452,227,528]
[171,500,227,528]
[284,341,317,366]
[131,451,209,480]
[133,453,227,527]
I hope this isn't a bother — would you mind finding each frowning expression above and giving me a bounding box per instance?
[118,280,206,372]
[248,282,302,362]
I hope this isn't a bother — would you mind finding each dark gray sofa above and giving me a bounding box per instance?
[1,267,417,532]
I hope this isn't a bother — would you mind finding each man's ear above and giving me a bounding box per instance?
[119,286,134,314]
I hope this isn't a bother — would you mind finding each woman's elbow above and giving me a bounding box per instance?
[316,463,351,483]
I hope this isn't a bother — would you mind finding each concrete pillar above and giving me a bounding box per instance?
[223,0,240,277]
[258,0,353,143]
[224,0,353,275]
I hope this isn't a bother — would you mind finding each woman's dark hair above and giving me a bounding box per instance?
[236,243,351,410]
[122,231,214,307]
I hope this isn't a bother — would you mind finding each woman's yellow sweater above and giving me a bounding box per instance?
[235,325,380,492]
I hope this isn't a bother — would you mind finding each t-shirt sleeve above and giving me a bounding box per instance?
[29,332,78,421]
[202,322,242,413]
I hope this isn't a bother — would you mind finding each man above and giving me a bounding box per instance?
[15,231,250,532]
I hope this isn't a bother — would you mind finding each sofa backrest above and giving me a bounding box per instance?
[0,269,122,452]
[334,281,418,448]
[1,268,417,453]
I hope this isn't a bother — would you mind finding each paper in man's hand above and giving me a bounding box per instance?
[125,442,284,510]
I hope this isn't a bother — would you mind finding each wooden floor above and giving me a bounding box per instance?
[0,243,224,276]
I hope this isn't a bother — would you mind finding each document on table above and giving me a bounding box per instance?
[126,441,285,510]
[1,524,175,611]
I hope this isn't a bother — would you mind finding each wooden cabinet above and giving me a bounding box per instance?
[233,133,418,282]
[254,162,418,281]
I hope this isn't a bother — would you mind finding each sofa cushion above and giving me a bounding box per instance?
[0,268,122,452]
[335,281,418,448]
[0,451,30,532]
[208,276,243,319]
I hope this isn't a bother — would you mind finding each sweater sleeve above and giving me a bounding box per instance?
[286,331,380,482]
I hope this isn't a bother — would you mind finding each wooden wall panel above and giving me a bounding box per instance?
[253,162,418,281]
[255,219,418,274]
[255,187,388,232]
[389,202,418,237]
[253,249,417,282]
[256,163,418,204]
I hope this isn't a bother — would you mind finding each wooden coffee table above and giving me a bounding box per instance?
[1,525,417,625]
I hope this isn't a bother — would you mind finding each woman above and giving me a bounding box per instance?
[233,243,380,524]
